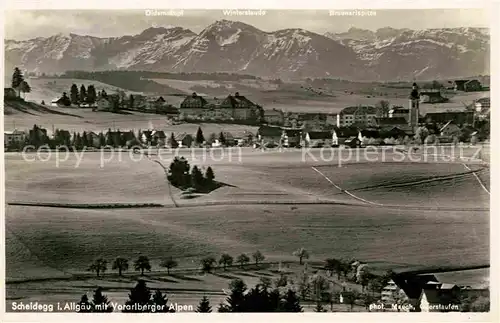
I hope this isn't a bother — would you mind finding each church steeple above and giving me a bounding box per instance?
[408,83,420,130]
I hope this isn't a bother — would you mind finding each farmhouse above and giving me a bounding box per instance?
[151,130,167,146]
[282,128,302,147]
[257,125,283,147]
[96,95,120,111]
[175,133,194,148]
[4,129,26,148]
[419,90,448,104]
[423,111,474,125]
[419,284,461,312]
[302,130,335,147]
[87,132,101,147]
[454,79,482,92]
[337,106,377,127]
[52,93,72,107]
[264,109,285,125]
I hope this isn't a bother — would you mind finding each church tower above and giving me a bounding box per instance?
[408,83,420,130]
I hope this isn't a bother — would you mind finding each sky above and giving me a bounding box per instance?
[5,9,489,40]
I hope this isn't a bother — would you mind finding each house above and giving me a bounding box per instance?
[419,284,461,312]
[151,130,167,147]
[282,128,302,147]
[337,106,378,127]
[296,113,328,129]
[87,132,101,147]
[97,97,113,111]
[257,125,283,147]
[218,92,263,123]
[302,131,335,147]
[52,94,72,107]
[389,106,410,120]
[343,137,361,148]
[423,111,474,125]
[419,90,448,104]
[157,105,179,118]
[454,79,482,92]
[264,109,285,125]
[375,117,408,128]
[175,133,194,148]
[439,121,461,137]
[4,129,26,148]
[4,87,17,100]
[474,97,490,113]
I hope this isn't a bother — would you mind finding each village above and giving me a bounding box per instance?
[3,78,491,151]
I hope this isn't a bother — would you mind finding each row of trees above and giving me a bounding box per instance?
[11,67,31,99]
[68,83,98,105]
[87,250,267,278]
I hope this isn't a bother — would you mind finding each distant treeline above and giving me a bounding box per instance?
[57,71,262,91]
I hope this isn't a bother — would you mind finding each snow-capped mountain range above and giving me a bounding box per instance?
[5,20,490,81]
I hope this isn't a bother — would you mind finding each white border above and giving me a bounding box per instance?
[1,1,498,323]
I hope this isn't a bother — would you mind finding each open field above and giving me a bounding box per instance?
[3,104,258,134]
[20,78,144,105]
[5,147,490,307]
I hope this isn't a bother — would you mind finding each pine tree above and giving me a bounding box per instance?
[19,81,31,100]
[98,132,106,147]
[282,289,302,312]
[81,131,89,148]
[169,132,179,148]
[219,132,226,146]
[91,287,113,312]
[205,167,215,185]
[87,85,97,104]
[76,294,92,313]
[105,129,114,146]
[70,84,79,105]
[191,165,205,191]
[101,89,108,98]
[123,280,152,313]
[152,290,174,312]
[80,84,87,103]
[129,94,135,110]
[11,67,24,97]
[225,279,247,312]
[196,126,205,145]
[196,296,212,313]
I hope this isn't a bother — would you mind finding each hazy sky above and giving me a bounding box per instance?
[5,9,489,40]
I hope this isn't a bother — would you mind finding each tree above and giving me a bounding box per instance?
[91,287,113,312]
[98,132,106,147]
[196,296,213,313]
[205,167,215,185]
[88,258,107,277]
[87,85,97,104]
[19,81,31,100]
[225,279,247,312]
[282,289,303,312]
[361,293,376,310]
[152,290,174,312]
[200,256,217,273]
[59,92,71,106]
[208,133,217,145]
[298,272,311,301]
[134,255,152,275]
[80,84,87,103]
[101,89,108,98]
[167,157,191,189]
[123,280,152,312]
[415,126,429,144]
[376,100,390,118]
[11,67,24,97]
[129,94,135,110]
[76,294,92,313]
[219,253,234,271]
[41,100,45,105]
[196,126,205,145]
[293,247,309,265]
[311,274,330,304]
[219,131,226,146]
[252,250,265,267]
[236,253,250,269]
[112,257,129,277]
[431,80,443,89]
[169,133,179,148]
[358,269,374,292]
[70,84,79,105]
[325,258,342,280]
[159,257,178,275]
[342,290,357,311]
[191,165,205,191]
